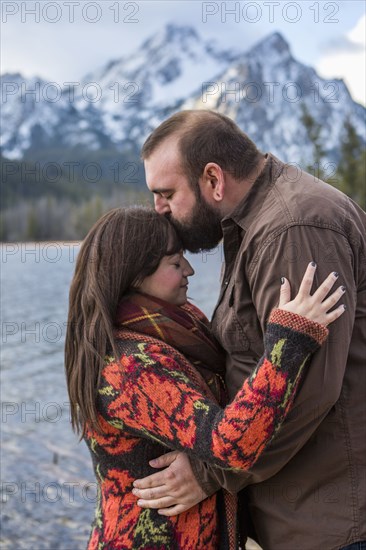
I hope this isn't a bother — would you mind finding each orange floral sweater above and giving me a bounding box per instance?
[84,309,328,550]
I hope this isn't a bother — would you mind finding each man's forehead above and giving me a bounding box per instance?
[147,136,181,165]
[145,155,185,191]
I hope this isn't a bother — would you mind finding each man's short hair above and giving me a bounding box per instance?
[141,110,262,188]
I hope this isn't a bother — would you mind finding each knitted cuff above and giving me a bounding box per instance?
[269,309,329,346]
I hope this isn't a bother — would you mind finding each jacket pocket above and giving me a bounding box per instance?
[217,285,250,353]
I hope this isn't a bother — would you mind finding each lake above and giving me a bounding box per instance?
[0,242,224,549]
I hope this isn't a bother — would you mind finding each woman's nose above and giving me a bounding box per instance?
[183,257,195,277]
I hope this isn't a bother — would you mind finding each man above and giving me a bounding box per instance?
[133,110,366,549]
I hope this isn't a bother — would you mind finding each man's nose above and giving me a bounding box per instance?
[154,195,171,215]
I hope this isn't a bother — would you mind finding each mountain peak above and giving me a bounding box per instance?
[266,32,289,48]
[1,27,364,163]
[249,32,292,61]
[164,23,199,40]
[141,23,199,52]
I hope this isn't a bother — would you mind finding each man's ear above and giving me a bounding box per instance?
[200,163,225,202]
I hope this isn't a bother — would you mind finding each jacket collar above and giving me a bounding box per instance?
[222,153,284,232]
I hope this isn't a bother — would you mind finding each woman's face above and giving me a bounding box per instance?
[138,251,194,306]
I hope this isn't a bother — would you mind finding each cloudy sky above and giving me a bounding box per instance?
[1,0,365,105]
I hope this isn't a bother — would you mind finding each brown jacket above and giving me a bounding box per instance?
[192,154,366,550]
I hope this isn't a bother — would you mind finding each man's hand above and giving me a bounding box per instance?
[132,451,208,516]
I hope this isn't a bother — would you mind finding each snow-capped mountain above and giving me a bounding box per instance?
[1,26,365,164]
[78,24,238,147]
[182,32,366,164]
[0,73,113,159]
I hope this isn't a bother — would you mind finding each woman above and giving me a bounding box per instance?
[65,207,345,550]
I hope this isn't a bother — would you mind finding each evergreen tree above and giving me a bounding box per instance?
[356,150,366,210]
[0,214,7,241]
[26,206,39,240]
[300,103,326,179]
[300,107,365,209]
[335,119,366,209]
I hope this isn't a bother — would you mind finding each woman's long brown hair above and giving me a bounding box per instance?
[65,206,181,436]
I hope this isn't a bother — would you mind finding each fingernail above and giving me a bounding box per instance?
[311,261,316,267]
[137,500,143,506]
[341,286,346,292]
[132,488,138,495]
[343,304,347,310]
[333,272,339,278]
[149,459,157,466]
[281,277,285,285]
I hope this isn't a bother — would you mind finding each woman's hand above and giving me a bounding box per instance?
[278,262,346,326]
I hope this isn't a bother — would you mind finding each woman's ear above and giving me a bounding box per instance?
[200,163,225,202]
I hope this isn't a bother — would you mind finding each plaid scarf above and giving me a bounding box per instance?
[115,292,228,405]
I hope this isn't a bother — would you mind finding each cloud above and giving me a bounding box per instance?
[316,14,366,105]
[323,35,364,54]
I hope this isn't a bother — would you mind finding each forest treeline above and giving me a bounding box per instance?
[300,109,365,209]
[0,147,151,241]
[1,117,365,242]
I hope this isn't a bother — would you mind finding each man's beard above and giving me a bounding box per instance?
[168,194,223,253]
